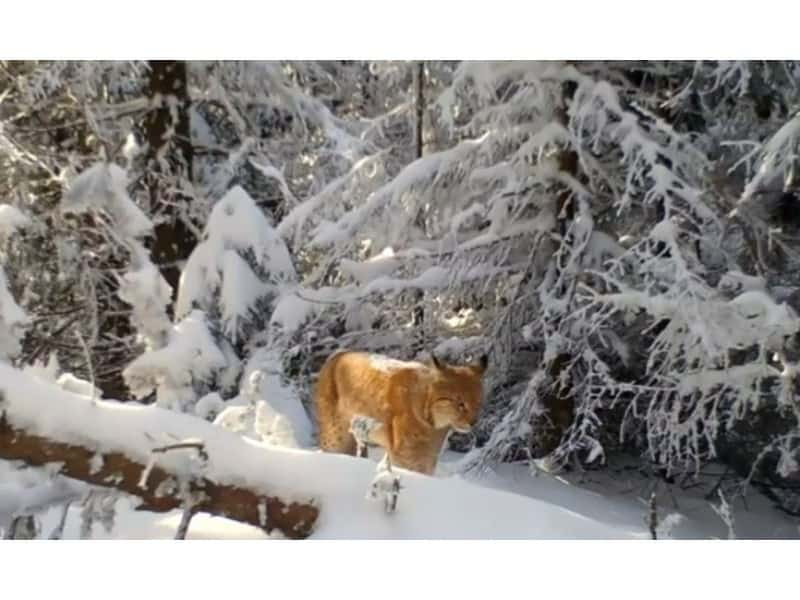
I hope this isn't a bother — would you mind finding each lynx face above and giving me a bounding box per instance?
[427,357,486,433]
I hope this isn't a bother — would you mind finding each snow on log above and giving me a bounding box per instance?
[0,364,318,539]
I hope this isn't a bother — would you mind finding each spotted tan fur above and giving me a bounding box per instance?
[314,350,486,475]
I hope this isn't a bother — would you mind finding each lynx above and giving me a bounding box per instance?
[314,350,487,475]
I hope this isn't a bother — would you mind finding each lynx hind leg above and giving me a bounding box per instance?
[318,412,358,456]
[317,394,357,455]
[319,423,356,456]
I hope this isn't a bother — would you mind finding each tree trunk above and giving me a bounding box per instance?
[0,413,319,539]
[143,60,197,301]
[415,61,425,160]
[411,62,427,353]
[534,79,580,458]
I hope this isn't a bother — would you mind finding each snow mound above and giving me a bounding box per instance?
[175,186,296,339]
[214,349,313,449]
[123,309,227,410]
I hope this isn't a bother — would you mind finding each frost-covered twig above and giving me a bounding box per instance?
[174,484,207,540]
[151,440,209,462]
[74,328,97,402]
[3,515,38,540]
[711,488,737,540]
[174,504,195,540]
[48,500,72,540]
[138,456,157,490]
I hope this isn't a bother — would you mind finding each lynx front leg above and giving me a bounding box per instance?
[368,467,402,513]
[367,450,402,513]
[350,415,401,513]
[349,414,390,457]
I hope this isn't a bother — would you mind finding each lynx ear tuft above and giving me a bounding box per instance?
[473,353,489,375]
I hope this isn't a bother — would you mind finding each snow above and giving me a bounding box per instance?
[741,112,800,202]
[367,354,426,373]
[123,309,227,410]
[433,336,486,359]
[9,61,800,548]
[310,135,488,247]
[449,203,486,234]
[457,456,800,540]
[362,265,450,295]
[212,402,252,433]
[3,359,798,539]
[269,291,317,336]
[0,469,84,528]
[176,185,295,320]
[718,270,767,295]
[584,230,626,267]
[339,248,401,285]
[0,362,637,539]
[61,163,153,240]
[729,289,799,332]
[117,244,172,351]
[55,373,101,399]
[207,186,295,278]
[277,153,387,247]
[219,249,270,342]
[17,446,800,540]
[344,301,379,332]
[0,204,30,240]
[189,105,214,146]
[194,391,224,421]
[230,350,314,448]
[0,266,30,359]
[248,158,297,207]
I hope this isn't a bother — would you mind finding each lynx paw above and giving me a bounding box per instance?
[367,469,402,514]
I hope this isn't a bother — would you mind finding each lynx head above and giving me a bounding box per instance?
[426,353,488,433]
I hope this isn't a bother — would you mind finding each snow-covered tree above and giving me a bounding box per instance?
[0,206,31,362]
[0,61,152,397]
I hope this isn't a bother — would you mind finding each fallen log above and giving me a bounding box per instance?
[0,414,317,538]
[0,367,319,539]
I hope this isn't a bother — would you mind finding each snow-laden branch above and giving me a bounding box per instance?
[277,151,389,247]
[740,111,800,202]
[309,134,490,248]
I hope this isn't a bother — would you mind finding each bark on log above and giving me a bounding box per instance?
[0,412,319,539]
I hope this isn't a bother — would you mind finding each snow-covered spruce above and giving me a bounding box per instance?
[123,310,227,412]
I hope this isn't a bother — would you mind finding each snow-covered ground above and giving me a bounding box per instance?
[444,456,800,540]
[28,449,800,540]
[3,362,798,540]
[30,452,634,540]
